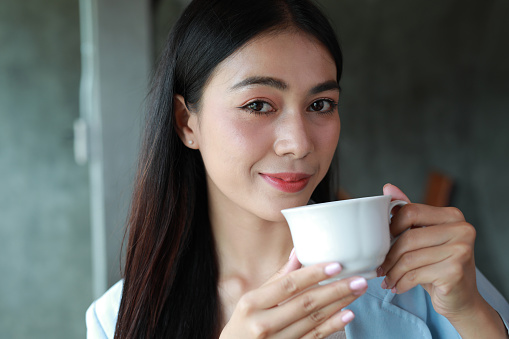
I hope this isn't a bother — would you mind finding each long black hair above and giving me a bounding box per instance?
[115,0,342,337]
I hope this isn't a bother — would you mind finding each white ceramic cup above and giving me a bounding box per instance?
[281,195,407,283]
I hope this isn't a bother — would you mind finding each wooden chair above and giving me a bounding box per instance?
[423,171,454,207]
[336,187,351,201]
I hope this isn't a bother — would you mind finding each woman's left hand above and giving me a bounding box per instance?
[378,184,508,338]
[378,183,481,319]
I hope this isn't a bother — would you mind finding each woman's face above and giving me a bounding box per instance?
[186,31,340,222]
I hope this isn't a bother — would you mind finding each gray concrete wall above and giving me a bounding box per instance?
[80,0,151,298]
[95,0,151,291]
[319,0,509,298]
[0,0,151,335]
[0,0,91,338]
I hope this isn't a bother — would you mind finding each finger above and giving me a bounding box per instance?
[390,203,465,237]
[383,183,411,203]
[390,258,467,295]
[245,262,343,310]
[301,310,355,339]
[275,298,353,338]
[380,222,475,277]
[380,225,451,275]
[267,276,367,334]
[381,245,452,292]
[264,249,302,286]
[284,249,302,274]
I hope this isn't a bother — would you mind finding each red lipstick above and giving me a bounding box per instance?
[260,172,311,193]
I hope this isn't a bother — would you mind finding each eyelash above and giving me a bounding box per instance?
[239,98,338,116]
[240,100,275,115]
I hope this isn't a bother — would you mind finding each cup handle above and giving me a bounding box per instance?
[389,199,408,245]
[389,199,408,222]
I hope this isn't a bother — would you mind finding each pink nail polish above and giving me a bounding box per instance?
[324,263,342,276]
[288,248,295,260]
[349,277,367,292]
[341,310,355,323]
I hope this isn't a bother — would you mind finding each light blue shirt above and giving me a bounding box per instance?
[86,269,509,338]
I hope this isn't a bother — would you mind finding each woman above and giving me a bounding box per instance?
[86,0,509,338]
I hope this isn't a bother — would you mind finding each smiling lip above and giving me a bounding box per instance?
[260,172,312,193]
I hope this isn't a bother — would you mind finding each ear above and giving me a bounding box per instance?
[174,94,199,149]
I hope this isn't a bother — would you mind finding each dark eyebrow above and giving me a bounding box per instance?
[230,76,288,91]
[308,80,340,95]
[230,76,340,95]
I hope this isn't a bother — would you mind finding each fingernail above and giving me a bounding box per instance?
[391,287,397,294]
[288,248,295,260]
[349,277,367,293]
[376,266,384,277]
[324,263,342,276]
[341,310,355,324]
[381,279,388,289]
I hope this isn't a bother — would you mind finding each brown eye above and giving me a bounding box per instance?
[308,99,336,113]
[241,100,274,114]
[247,101,266,111]
[310,100,325,111]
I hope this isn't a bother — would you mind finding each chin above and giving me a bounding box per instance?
[262,196,311,221]
[265,213,288,223]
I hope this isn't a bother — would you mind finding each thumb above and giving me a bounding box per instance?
[383,183,411,203]
[264,249,302,285]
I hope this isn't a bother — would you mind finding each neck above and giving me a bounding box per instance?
[207,188,301,326]
[209,199,294,286]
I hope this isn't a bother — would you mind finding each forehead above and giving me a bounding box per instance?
[205,31,337,91]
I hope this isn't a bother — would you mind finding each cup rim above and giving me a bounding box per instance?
[281,194,391,215]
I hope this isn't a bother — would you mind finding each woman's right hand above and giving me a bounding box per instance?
[219,254,368,339]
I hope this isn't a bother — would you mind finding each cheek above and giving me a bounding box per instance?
[199,111,271,172]
[229,119,273,155]
[315,117,341,157]
[311,118,340,184]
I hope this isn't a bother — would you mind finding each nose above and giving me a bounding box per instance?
[273,112,314,159]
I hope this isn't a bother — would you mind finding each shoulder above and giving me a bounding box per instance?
[86,280,124,339]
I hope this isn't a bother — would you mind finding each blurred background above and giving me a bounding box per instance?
[0,0,507,337]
